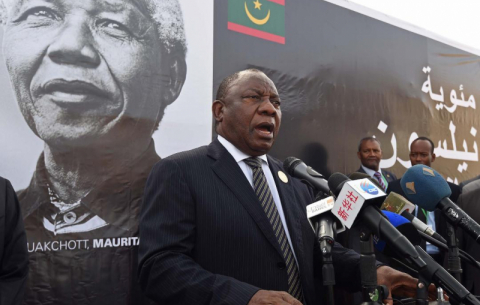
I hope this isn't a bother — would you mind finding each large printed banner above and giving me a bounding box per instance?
[0,0,213,304]
[0,0,478,304]
[215,0,480,184]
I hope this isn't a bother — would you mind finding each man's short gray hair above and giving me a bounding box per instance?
[0,0,187,56]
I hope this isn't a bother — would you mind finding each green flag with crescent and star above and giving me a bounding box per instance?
[228,0,285,44]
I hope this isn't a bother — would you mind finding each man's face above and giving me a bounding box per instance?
[215,71,282,156]
[3,0,170,149]
[410,140,435,167]
[357,140,382,171]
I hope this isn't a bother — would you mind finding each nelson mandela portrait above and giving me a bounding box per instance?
[1,0,186,303]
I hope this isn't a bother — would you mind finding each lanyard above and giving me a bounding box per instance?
[421,208,428,220]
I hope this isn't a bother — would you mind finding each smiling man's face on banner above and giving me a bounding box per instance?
[2,0,186,150]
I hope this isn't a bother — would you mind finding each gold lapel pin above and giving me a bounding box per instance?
[278,171,288,183]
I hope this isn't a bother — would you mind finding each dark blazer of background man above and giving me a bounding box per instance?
[386,137,461,264]
[0,177,29,305]
[459,174,480,189]
[138,69,421,305]
[356,137,397,190]
[457,180,480,295]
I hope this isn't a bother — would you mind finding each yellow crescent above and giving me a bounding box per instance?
[244,2,270,25]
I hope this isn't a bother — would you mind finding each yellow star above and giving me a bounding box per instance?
[253,0,262,10]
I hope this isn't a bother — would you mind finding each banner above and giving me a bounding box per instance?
[0,0,213,304]
[0,0,479,304]
[214,0,480,184]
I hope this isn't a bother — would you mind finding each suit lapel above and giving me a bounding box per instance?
[268,157,306,271]
[208,140,284,257]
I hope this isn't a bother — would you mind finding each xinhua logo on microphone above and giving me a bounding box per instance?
[359,180,379,195]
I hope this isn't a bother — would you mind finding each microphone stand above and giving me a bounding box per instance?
[358,224,388,305]
[445,222,462,282]
[415,273,430,305]
[315,216,336,305]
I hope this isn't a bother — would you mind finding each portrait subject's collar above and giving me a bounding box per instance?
[19,140,160,233]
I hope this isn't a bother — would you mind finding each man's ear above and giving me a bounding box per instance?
[357,151,361,160]
[431,153,436,163]
[162,53,187,107]
[212,100,225,125]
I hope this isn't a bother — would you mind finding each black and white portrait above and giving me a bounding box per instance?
[0,0,213,303]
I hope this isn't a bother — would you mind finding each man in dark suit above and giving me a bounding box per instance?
[457,180,480,295]
[387,137,461,264]
[0,176,29,305]
[138,69,428,305]
[356,137,397,191]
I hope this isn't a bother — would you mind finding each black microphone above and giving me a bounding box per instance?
[283,157,330,196]
[380,191,447,244]
[401,211,447,244]
[327,173,427,270]
[306,196,339,286]
[378,213,480,305]
[401,165,480,243]
[416,246,480,305]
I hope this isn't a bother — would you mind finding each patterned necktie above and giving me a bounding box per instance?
[373,171,386,191]
[243,157,304,301]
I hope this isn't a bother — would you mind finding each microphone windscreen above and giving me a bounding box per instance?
[283,157,300,176]
[400,165,451,211]
[327,172,349,197]
[382,211,409,227]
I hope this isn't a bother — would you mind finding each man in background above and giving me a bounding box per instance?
[1,0,186,303]
[356,136,397,191]
[387,137,461,264]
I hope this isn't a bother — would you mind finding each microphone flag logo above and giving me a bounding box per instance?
[422,167,435,177]
[360,180,379,195]
[405,182,416,194]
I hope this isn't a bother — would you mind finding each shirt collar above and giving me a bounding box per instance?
[361,165,382,177]
[217,135,268,164]
[19,140,161,232]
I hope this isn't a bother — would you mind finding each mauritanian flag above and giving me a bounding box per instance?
[228,0,285,44]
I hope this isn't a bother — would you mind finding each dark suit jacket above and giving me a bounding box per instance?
[356,166,397,184]
[0,177,28,305]
[386,179,461,258]
[459,174,480,189]
[138,139,363,305]
[457,180,480,295]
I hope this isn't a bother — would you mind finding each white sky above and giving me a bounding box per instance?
[340,0,480,54]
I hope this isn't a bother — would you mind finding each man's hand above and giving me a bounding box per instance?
[377,266,437,305]
[248,290,303,305]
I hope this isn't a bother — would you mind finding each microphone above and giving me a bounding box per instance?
[381,192,447,244]
[401,210,447,244]
[306,196,345,237]
[283,157,330,196]
[328,173,427,269]
[373,211,422,257]
[377,213,480,305]
[306,196,341,286]
[380,192,415,214]
[401,164,480,243]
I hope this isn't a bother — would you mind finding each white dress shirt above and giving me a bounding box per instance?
[361,165,389,190]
